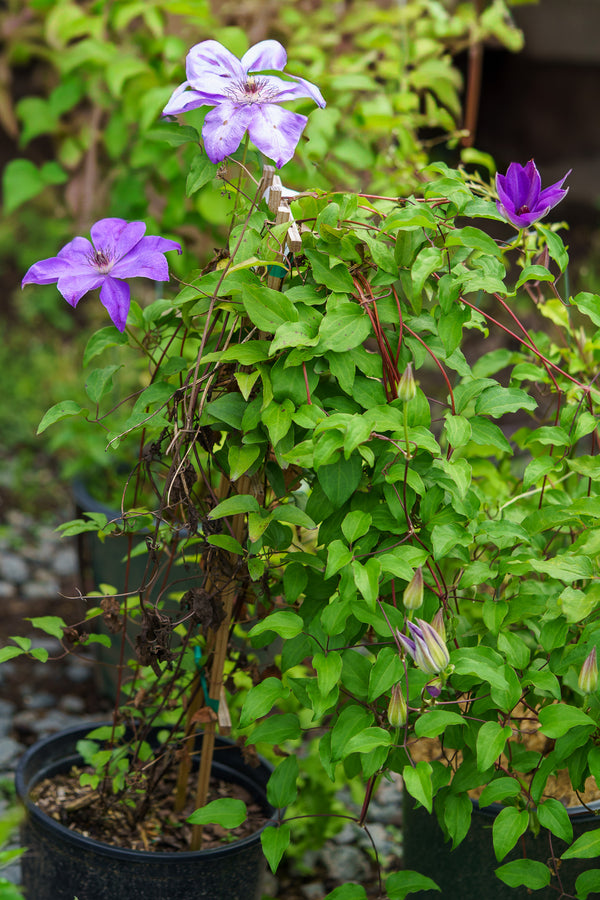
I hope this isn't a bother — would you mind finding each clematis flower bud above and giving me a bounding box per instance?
[397,363,416,402]
[431,608,446,642]
[578,647,598,694]
[396,618,450,676]
[425,677,442,699]
[387,682,408,727]
[403,567,424,611]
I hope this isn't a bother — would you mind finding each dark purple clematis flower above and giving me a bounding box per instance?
[162,39,326,168]
[496,159,570,228]
[22,218,181,332]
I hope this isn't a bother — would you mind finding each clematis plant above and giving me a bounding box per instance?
[9,28,600,900]
[162,39,326,167]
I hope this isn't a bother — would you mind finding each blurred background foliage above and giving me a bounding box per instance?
[2,0,596,509]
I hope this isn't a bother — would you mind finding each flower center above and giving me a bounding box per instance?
[516,205,530,215]
[228,75,277,105]
[90,248,114,274]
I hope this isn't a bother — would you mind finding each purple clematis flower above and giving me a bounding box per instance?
[22,218,181,332]
[496,159,570,229]
[162,39,326,168]
[396,618,450,676]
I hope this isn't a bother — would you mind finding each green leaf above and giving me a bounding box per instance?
[208,495,260,519]
[330,705,374,761]
[147,123,199,147]
[3,158,67,213]
[186,150,219,196]
[411,246,443,297]
[314,652,343,697]
[515,265,555,289]
[572,292,600,327]
[242,284,298,332]
[37,401,88,434]
[316,302,373,353]
[341,510,372,544]
[228,444,261,481]
[187,798,246,828]
[305,250,355,293]
[239,678,289,728]
[478,778,522,807]
[539,704,595,738]
[317,454,362,506]
[323,885,367,900]
[386,870,440,899]
[351,557,381,608]
[444,791,472,849]
[493,807,529,861]
[368,647,403,702]
[266,755,298,809]
[575,869,600,899]
[475,386,538,418]
[562,829,600,859]
[25,616,66,640]
[476,722,511,772]
[250,713,301,745]
[495,859,551,890]
[85,365,121,404]
[0,646,26,663]
[262,400,293,447]
[414,710,465,739]
[248,611,304,640]
[537,798,573,844]
[325,540,353,578]
[83,327,128,365]
[261,824,291,873]
[403,761,433,813]
[344,727,391,756]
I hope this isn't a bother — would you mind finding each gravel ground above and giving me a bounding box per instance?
[0,507,403,899]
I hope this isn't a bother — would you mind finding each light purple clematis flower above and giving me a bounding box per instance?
[396,618,450,676]
[22,218,181,332]
[496,159,570,229]
[162,39,326,168]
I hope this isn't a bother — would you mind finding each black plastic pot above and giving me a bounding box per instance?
[403,794,600,899]
[16,723,277,900]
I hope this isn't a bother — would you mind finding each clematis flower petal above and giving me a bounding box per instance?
[22,256,76,285]
[246,104,308,169]
[241,40,288,73]
[111,247,170,281]
[538,170,572,208]
[89,218,129,253]
[186,40,245,83]
[162,82,211,116]
[202,102,253,163]
[56,273,106,306]
[99,277,131,332]
[271,74,327,108]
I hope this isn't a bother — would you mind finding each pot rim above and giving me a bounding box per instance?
[471,796,600,820]
[16,722,279,862]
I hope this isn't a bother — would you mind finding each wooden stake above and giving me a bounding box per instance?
[190,474,251,850]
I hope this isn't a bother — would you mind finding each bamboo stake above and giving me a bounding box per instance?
[190,473,251,849]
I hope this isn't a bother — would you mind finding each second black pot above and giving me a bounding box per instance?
[16,723,277,900]
[403,793,600,899]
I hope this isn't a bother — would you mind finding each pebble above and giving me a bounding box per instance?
[0,738,23,769]
[0,553,28,585]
